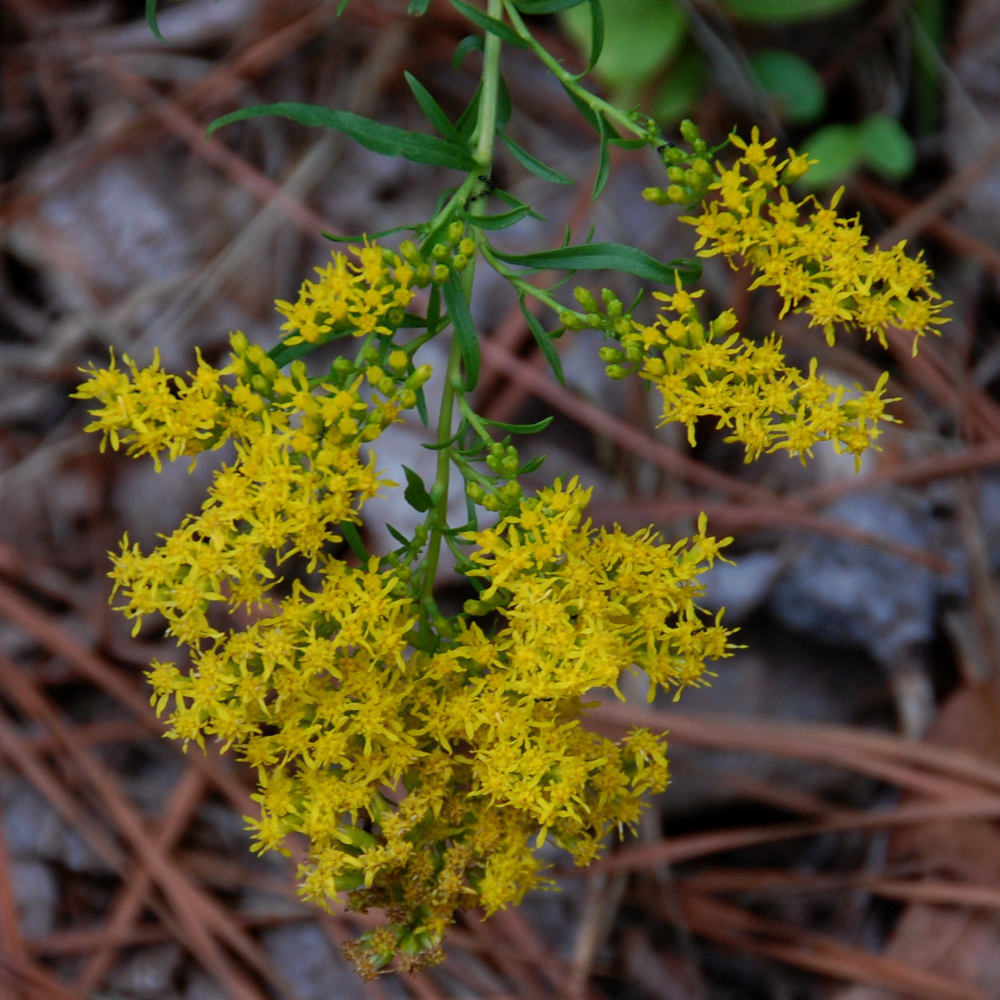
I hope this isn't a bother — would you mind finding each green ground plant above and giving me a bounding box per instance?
[74,0,946,978]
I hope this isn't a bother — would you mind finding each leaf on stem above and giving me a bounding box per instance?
[450,0,530,47]
[490,241,702,284]
[146,0,165,41]
[514,0,587,11]
[443,272,481,391]
[205,103,477,171]
[498,132,573,184]
[402,467,434,512]
[407,0,431,13]
[404,72,468,147]
[338,522,368,561]
[460,204,532,229]
[520,297,565,385]
[482,415,554,433]
[453,34,486,69]
[585,0,605,71]
[593,114,611,200]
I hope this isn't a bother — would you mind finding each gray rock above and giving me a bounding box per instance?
[11,858,58,939]
[768,493,937,666]
[108,943,182,998]
[260,922,367,1000]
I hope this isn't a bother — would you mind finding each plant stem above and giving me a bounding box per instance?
[502,0,649,142]
[420,0,504,622]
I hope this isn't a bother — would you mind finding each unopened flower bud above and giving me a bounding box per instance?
[642,187,671,205]
[458,238,475,257]
[415,264,432,286]
[377,376,395,395]
[574,287,598,312]
[452,253,469,272]
[667,166,685,182]
[366,366,385,386]
[432,264,450,283]
[599,346,622,363]
[448,221,464,244]
[432,243,450,260]
[251,374,270,394]
[388,350,408,372]
[605,364,628,380]
[406,364,433,389]
[559,311,585,330]
[666,185,686,203]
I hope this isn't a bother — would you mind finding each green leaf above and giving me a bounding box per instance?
[560,0,686,92]
[416,386,430,426]
[719,0,864,21]
[497,76,513,131]
[860,113,915,181]
[386,523,410,547]
[402,466,433,512]
[489,241,701,284]
[797,123,864,190]
[520,298,565,385]
[585,0,605,72]
[206,103,477,171]
[592,115,611,200]
[482,415,554,433]
[751,49,825,124]
[268,339,322,369]
[456,84,482,140]
[515,0,586,11]
[449,0,529,48]
[494,189,546,220]
[460,204,532,229]
[518,455,546,474]
[453,34,485,69]
[498,132,572,184]
[407,0,431,13]
[399,312,428,328]
[322,223,420,242]
[333,871,366,892]
[338,522,368,562]
[404,72,467,147]
[146,0,165,41]
[443,272,481,391]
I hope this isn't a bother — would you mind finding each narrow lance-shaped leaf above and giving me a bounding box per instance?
[460,204,532,230]
[489,241,701,284]
[514,0,586,11]
[443,272,481,392]
[404,72,467,147]
[592,113,611,201]
[520,297,565,385]
[482,415,554,433]
[338,522,368,562]
[586,0,605,71]
[146,0,165,41]
[206,103,477,171]
[498,132,572,184]
[407,0,431,13]
[453,34,485,69]
[449,0,529,47]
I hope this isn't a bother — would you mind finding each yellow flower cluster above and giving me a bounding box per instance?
[75,314,734,975]
[275,244,416,345]
[667,128,948,349]
[625,284,894,462]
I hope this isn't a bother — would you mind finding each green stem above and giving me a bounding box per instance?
[420,0,503,622]
[502,0,649,141]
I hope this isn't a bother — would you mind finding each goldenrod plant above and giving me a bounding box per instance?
[75,0,946,978]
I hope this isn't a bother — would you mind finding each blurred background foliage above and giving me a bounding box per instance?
[560,0,945,190]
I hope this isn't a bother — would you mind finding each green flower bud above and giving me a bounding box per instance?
[432,243,450,260]
[333,357,354,376]
[452,253,469,272]
[599,346,622,363]
[258,356,279,380]
[666,185,686,203]
[377,376,395,395]
[625,345,643,363]
[448,221,464,244]
[458,238,476,257]
[432,264,450,284]
[667,166,685,182]
[400,389,417,408]
[398,240,422,265]
[230,331,249,355]
[415,263,432,286]
[251,374,270,394]
[559,310,585,331]
[605,364,628,380]
[574,287,599,312]
[679,119,700,144]
[405,364,433,389]
[692,157,713,177]
[247,344,267,367]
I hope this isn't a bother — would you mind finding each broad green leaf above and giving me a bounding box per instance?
[453,34,485,69]
[720,0,864,21]
[404,72,467,146]
[407,0,431,13]
[797,123,864,189]
[461,204,532,229]
[443,272,481,391]
[482,415,554,433]
[449,0,529,48]
[560,0,686,94]
[489,241,701,284]
[402,466,433,512]
[860,114,915,181]
[520,298,565,385]
[206,103,477,171]
[515,0,586,11]
[751,49,825,124]
[498,132,572,184]
[338,522,368,561]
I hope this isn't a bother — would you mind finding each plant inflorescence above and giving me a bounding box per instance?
[75,0,946,978]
